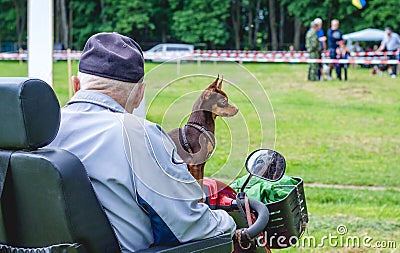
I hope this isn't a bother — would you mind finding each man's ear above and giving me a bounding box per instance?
[132,82,146,109]
[72,76,80,92]
[125,82,146,113]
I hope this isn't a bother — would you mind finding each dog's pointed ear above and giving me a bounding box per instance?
[217,75,223,90]
[208,75,219,90]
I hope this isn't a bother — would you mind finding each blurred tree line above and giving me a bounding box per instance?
[0,0,399,51]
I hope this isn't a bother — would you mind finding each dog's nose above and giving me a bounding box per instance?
[229,106,239,116]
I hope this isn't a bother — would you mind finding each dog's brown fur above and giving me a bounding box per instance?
[168,76,238,188]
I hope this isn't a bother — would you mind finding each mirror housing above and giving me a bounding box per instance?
[245,149,286,181]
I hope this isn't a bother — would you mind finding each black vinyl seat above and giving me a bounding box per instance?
[0,78,120,252]
[0,77,232,253]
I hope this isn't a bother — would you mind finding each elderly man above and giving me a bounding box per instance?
[376,26,400,78]
[314,18,327,80]
[48,32,235,252]
[314,18,327,49]
[306,21,322,81]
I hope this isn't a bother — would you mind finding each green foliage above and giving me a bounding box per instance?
[284,0,329,24]
[0,0,27,49]
[147,0,173,42]
[281,0,400,34]
[70,0,156,48]
[0,0,16,42]
[69,0,101,48]
[357,0,400,32]
[283,0,358,33]
[98,0,154,33]
[169,0,230,46]
[0,0,400,49]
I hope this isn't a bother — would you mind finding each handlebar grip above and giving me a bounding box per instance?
[238,199,269,239]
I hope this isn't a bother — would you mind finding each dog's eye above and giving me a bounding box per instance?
[219,99,228,106]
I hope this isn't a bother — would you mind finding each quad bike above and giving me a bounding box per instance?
[0,78,307,253]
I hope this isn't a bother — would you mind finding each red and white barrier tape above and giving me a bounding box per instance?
[150,57,399,64]
[350,51,398,57]
[193,50,398,57]
[0,50,398,64]
[0,50,82,61]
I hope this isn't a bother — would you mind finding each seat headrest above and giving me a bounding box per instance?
[0,78,60,150]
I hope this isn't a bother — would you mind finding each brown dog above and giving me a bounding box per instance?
[168,76,238,188]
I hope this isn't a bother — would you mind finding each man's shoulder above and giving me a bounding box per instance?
[306,30,315,37]
[121,113,158,130]
[61,106,123,125]
[383,33,391,40]
[120,114,168,143]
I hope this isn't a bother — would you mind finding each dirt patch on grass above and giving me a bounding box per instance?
[338,87,374,101]
[339,87,372,94]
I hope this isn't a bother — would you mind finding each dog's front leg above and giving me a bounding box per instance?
[188,164,205,201]
[188,164,204,188]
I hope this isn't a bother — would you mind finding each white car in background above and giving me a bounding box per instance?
[144,43,194,62]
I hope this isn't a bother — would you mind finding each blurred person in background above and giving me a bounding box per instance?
[349,42,363,68]
[336,40,349,81]
[314,18,327,80]
[351,41,363,53]
[327,19,343,80]
[306,21,322,81]
[376,26,400,78]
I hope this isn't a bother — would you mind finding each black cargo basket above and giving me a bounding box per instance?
[264,177,308,249]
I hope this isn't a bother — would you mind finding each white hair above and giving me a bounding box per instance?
[314,18,322,24]
[77,72,143,112]
[311,21,318,28]
[78,72,138,90]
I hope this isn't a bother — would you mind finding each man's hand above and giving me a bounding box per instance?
[376,44,385,53]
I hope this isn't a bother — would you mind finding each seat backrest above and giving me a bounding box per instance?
[0,78,120,253]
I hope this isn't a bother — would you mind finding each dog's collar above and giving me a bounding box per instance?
[179,126,194,154]
[186,122,208,133]
[179,122,215,155]
[186,123,215,149]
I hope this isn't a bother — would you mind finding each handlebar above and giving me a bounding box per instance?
[215,197,269,241]
[236,198,269,239]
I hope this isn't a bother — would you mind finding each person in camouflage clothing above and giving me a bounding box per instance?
[306,21,322,81]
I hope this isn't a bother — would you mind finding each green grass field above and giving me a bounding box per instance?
[1,61,399,252]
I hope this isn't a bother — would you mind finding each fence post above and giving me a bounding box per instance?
[27,0,53,86]
[18,48,23,65]
[177,59,181,75]
[67,48,73,98]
